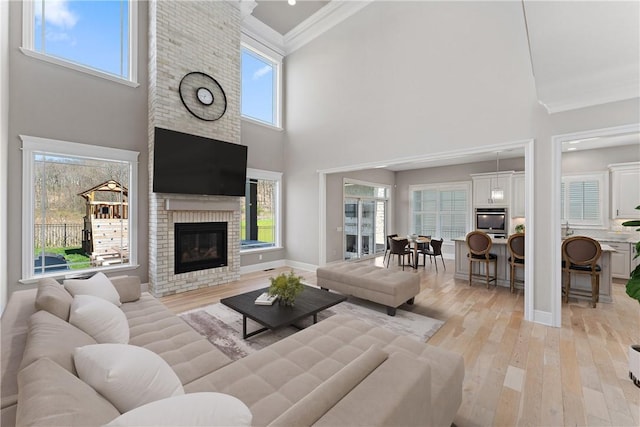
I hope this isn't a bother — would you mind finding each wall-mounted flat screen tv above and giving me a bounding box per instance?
[153,127,248,196]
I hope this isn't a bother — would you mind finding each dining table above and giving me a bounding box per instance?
[393,236,431,269]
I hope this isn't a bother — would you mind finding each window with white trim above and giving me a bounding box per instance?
[410,183,471,240]
[240,169,282,251]
[21,136,139,282]
[241,42,282,128]
[561,172,607,227]
[22,0,137,84]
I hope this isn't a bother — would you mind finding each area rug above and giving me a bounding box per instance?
[179,297,444,362]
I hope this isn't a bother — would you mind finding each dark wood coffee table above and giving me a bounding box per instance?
[220,285,347,339]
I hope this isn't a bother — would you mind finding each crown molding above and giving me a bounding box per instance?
[284,0,374,55]
[228,0,258,18]
[241,14,286,57]
[539,80,640,114]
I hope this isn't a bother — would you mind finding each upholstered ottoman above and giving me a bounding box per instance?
[316,262,420,315]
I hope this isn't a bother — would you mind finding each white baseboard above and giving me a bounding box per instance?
[284,259,318,272]
[239,259,287,275]
[533,309,553,326]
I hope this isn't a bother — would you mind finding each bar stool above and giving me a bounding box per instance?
[507,233,525,293]
[466,231,497,288]
[562,236,601,308]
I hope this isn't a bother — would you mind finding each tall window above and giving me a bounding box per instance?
[22,0,137,84]
[241,42,282,128]
[561,173,606,227]
[21,136,138,282]
[240,169,282,251]
[410,183,470,240]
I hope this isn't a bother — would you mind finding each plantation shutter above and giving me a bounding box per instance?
[562,174,604,227]
[411,186,468,239]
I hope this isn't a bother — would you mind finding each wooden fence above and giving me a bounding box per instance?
[34,224,83,248]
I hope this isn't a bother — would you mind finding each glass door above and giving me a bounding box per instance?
[360,200,375,256]
[344,199,358,260]
[343,181,389,260]
[343,198,387,260]
[375,200,387,255]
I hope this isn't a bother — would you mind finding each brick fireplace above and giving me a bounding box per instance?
[148,1,242,297]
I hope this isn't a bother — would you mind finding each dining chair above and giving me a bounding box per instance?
[383,234,398,264]
[386,237,413,270]
[562,236,601,308]
[419,238,445,271]
[465,231,497,288]
[507,233,525,293]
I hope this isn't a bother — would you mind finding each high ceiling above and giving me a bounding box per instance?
[248,1,639,170]
[250,0,639,114]
[252,0,329,35]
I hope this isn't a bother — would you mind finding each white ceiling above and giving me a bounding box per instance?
[523,0,640,112]
[252,0,329,35]
[250,0,639,114]
[247,1,639,171]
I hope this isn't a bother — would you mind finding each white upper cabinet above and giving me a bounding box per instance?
[511,172,526,218]
[471,172,513,208]
[609,162,640,219]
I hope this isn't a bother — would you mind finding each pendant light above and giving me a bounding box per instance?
[491,151,504,201]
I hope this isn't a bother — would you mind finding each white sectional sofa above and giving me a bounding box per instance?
[1,275,464,426]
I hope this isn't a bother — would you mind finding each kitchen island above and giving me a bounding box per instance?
[453,237,615,303]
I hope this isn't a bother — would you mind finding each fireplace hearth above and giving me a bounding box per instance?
[175,222,227,274]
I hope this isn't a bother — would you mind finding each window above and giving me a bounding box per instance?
[561,173,607,227]
[22,0,137,85]
[21,135,139,282]
[240,169,282,251]
[241,41,282,128]
[410,183,471,240]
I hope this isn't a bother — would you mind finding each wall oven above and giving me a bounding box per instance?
[475,208,508,237]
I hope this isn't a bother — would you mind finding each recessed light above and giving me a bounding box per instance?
[567,147,577,151]
[288,0,296,5]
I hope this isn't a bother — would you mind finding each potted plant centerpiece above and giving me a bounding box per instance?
[622,205,640,388]
[268,270,304,306]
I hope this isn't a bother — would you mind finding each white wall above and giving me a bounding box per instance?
[1,0,9,310]
[282,0,640,320]
[562,144,640,174]
[240,120,287,266]
[6,1,150,296]
[325,168,395,262]
[284,1,537,265]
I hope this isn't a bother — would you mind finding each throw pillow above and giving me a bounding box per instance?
[69,295,130,344]
[19,310,97,374]
[35,277,73,321]
[17,357,120,427]
[64,272,121,306]
[105,392,252,427]
[110,275,142,303]
[74,344,184,413]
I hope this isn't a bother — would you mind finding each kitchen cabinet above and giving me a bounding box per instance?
[610,162,640,219]
[604,241,631,279]
[471,172,513,208]
[511,172,525,218]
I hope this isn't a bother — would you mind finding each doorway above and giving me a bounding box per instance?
[552,123,640,325]
[343,181,388,260]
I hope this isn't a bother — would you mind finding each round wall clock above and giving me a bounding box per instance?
[179,72,227,121]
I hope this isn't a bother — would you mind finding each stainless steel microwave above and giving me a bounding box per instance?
[475,208,508,236]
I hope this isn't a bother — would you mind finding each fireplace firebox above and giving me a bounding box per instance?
[174,222,227,274]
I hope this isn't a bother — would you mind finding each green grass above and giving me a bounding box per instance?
[240,218,275,242]
[35,247,91,270]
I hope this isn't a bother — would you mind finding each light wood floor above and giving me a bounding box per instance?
[161,257,640,427]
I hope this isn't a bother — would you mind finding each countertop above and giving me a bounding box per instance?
[452,237,616,252]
